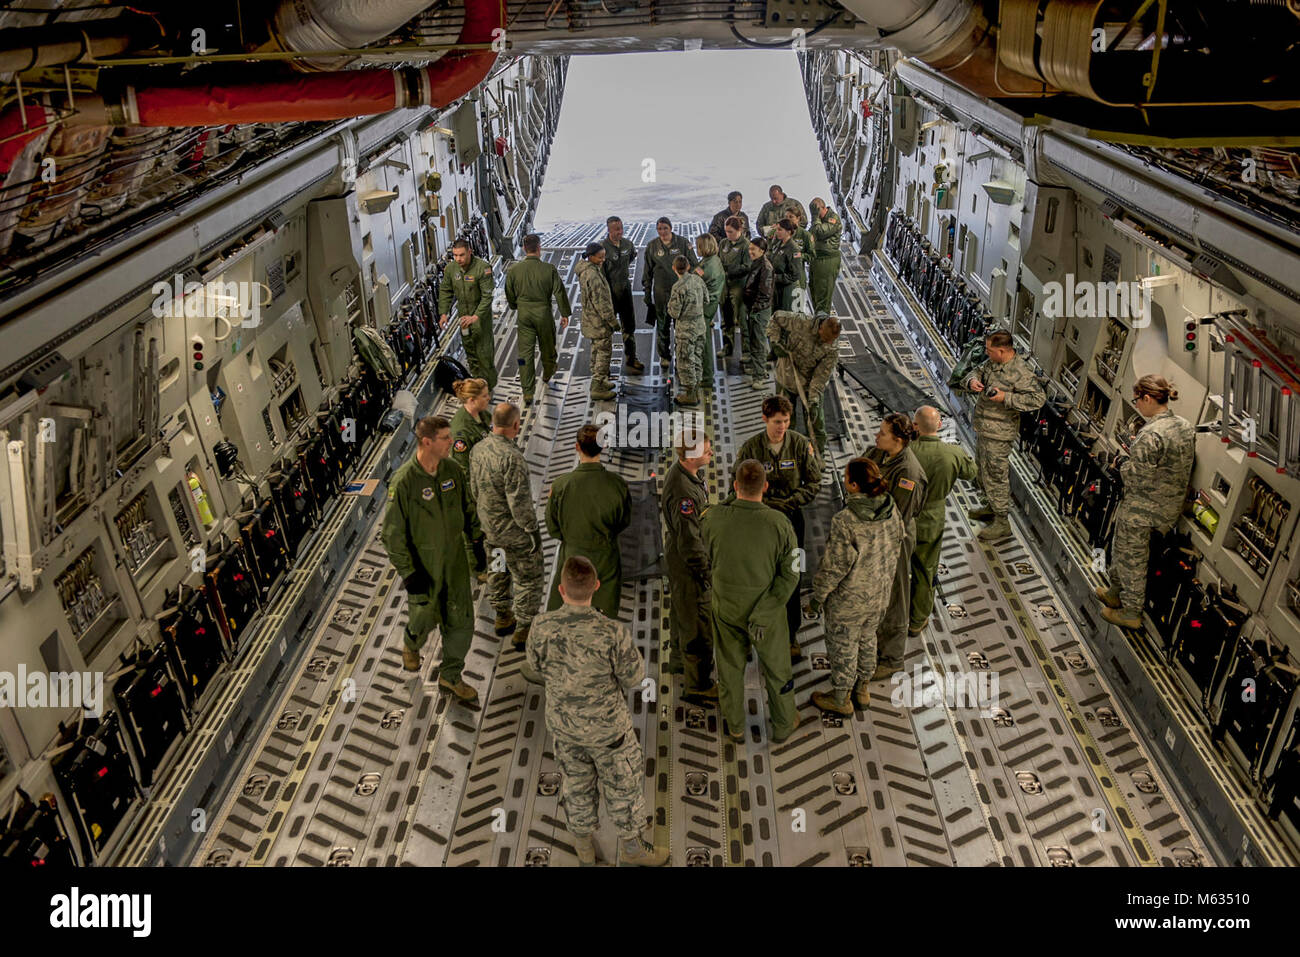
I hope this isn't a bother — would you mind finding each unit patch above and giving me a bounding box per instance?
[680,498,696,515]
[440,479,455,491]
[421,487,434,500]
[779,459,796,470]
[453,439,468,452]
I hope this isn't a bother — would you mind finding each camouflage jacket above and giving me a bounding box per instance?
[1117,409,1195,531]
[767,311,838,397]
[668,272,707,331]
[468,432,538,548]
[757,197,807,236]
[527,604,642,746]
[965,353,1046,441]
[811,492,903,625]
[575,258,618,338]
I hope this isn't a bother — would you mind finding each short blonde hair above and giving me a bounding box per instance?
[695,233,718,257]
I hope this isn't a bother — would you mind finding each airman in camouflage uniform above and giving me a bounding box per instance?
[439,241,498,389]
[964,331,1046,541]
[866,414,930,681]
[767,309,841,456]
[703,460,801,742]
[1096,378,1195,628]
[450,378,493,585]
[505,234,571,406]
[667,257,708,406]
[381,416,481,702]
[807,458,904,714]
[469,403,545,650]
[809,198,843,314]
[756,185,807,238]
[527,556,668,866]
[908,407,977,634]
[576,243,619,401]
[730,396,822,661]
[661,432,716,698]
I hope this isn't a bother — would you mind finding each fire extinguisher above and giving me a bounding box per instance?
[188,470,216,526]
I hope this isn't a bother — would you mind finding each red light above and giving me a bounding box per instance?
[31,859,45,867]
[150,686,162,697]
[196,627,205,635]
[233,573,243,581]
[1253,360,1262,368]
[1284,388,1293,396]
[193,351,203,360]
[96,767,108,778]
[1190,620,1202,629]
[1185,333,1196,341]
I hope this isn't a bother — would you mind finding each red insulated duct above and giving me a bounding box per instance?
[1,102,52,180]
[67,0,502,127]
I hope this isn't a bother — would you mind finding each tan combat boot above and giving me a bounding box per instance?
[978,516,1012,541]
[619,833,669,867]
[438,675,479,705]
[591,381,616,401]
[871,661,902,682]
[571,832,597,866]
[1101,607,1142,630]
[494,610,517,637]
[968,506,995,522]
[812,690,853,716]
[1094,586,1121,609]
[853,681,871,708]
[512,621,530,652]
[401,647,421,672]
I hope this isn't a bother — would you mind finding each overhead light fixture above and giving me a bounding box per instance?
[982,180,1018,205]
[359,190,399,215]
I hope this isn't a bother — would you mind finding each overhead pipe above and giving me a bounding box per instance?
[0,13,162,74]
[269,0,465,71]
[9,0,503,130]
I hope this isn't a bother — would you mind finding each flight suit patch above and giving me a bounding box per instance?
[898,478,916,491]
[440,479,455,491]
[421,487,434,500]
[680,498,695,515]
[779,459,796,470]
[453,439,468,452]
[763,462,774,472]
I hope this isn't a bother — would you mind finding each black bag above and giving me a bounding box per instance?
[433,355,471,395]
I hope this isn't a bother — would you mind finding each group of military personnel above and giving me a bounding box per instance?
[435,186,845,411]
[395,205,1198,865]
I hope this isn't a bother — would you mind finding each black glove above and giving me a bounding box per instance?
[402,569,432,594]
[644,296,656,326]
[470,537,488,573]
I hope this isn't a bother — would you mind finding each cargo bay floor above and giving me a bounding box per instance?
[193,223,1212,867]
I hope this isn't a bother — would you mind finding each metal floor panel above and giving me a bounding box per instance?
[193,226,1211,867]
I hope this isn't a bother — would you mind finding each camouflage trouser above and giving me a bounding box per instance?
[744,307,771,379]
[666,564,714,693]
[405,577,473,682]
[1109,517,1154,619]
[675,318,706,393]
[554,732,646,839]
[782,387,826,457]
[810,254,840,313]
[721,282,747,357]
[875,534,915,669]
[485,538,545,626]
[462,314,498,391]
[712,605,795,738]
[823,612,885,697]
[587,331,613,385]
[975,435,1014,515]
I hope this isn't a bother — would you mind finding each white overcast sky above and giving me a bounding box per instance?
[533,50,835,229]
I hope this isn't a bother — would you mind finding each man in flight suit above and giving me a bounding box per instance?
[703,459,801,743]
[731,395,822,661]
[756,184,807,238]
[438,239,498,390]
[381,415,484,704]
[546,423,632,620]
[809,197,843,314]
[907,406,977,636]
[661,429,717,700]
[601,216,645,375]
[505,233,570,407]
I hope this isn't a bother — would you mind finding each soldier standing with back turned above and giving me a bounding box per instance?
[662,430,718,700]
[469,402,546,651]
[527,555,669,866]
[505,233,571,407]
